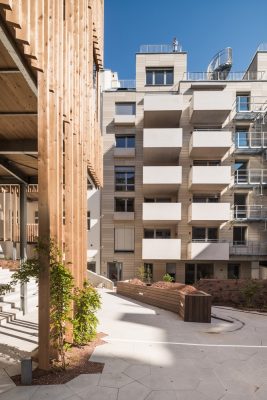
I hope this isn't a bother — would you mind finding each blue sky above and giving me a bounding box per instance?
[104,0,267,79]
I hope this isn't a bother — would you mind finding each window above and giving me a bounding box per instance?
[115,135,135,148]
[233,226,247,245]
[235,127,249,148]
[234,160,248,184]
[87,262,96,273]
[185,263,214,284]
[146,68,174,85]
[115,166,135,191]
[144,197,171,203]
[34,211,39,224]
[193,160,220,166]
[234,193,247,219]
[144,263,153,281]
[193,195,219,203]
[115,198,134,212]
[228,263,240,279]
[114,227,134,252]
[192,227,218,242]
[87,211,91,230]
[166,263,176,281]
[144,229,171,239]
[236,93,250,112]
[115,102,136,115]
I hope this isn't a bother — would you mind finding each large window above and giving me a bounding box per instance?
[115,198,134,212]
[144,229,171,239]
[115,166,135,191]
[185,263,214,284]
[236,93,250,112]
[192,227,218,242]
[114,227,134,252]
[228,263,240,279]
[192,195,219,203]
[193,160,220,166]
[233,226,247,245]
[234,160,248,184]
[115,102,136,115]
[144,197,171,203]
[166,263,176,281]
[115,135,135,148]
[146,68,174,86]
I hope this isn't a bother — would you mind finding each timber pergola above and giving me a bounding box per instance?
[0,0,103,370]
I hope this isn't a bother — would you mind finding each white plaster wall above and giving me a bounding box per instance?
[87,187,101,274]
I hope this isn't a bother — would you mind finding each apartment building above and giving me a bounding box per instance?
[101,43,267,284]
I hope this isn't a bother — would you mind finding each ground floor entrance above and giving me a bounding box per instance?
[107,261,123,283]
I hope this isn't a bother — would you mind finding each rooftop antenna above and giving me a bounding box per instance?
[207,47,232,80]
[172,37,179,53]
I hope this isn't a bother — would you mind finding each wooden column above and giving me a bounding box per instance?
[19,183,27,314]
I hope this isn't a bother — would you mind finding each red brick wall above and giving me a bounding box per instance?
[0,260,20,270]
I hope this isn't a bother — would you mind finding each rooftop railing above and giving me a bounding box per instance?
[118,80,136,89]
[257,43,267,51]
[183,71,266,81]
[139,44,182,53]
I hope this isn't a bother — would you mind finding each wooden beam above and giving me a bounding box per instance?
[0,157,29,184]
[0,139,37,154]
[0,67,20,73]
[0,15,37,95]
[0,112,37,116]
[0,176,37,184]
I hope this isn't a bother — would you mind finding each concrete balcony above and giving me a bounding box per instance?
[113,212,135,221]
[143,128,182,164]
[114,115,136,125]
[144,94,183,128]
[113,148,135,158]
[189,130,232,158]
[189,166,231,191]
[143,203,181,224]
[190,91,233,124]
[143,166,182,195]
[188,203,231,226]
[142,238,181,260]
[188,242,229,260]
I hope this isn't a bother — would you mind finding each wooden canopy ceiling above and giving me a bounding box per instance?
[0,13,37,184]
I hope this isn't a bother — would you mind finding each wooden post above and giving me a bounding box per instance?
[19,183,27,315]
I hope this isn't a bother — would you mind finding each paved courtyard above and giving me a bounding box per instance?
[0,288,267,399]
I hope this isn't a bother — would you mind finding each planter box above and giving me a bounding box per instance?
[117,282,211,323]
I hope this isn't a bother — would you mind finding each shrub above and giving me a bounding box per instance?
[73,281,101,346]
[241,281,262,307]
[163,273,174,283]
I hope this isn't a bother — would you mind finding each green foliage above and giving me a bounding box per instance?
[163,273,174,283]
[137,265,146,282]
[0,240,101,369]
[241,281,262,307]
[49,248,74,369]
[0,283,13,296]
[72,281,101,346]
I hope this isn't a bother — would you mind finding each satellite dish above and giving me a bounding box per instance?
[207,47,232,80]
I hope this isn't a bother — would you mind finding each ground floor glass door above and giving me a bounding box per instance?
[107,262,122,283]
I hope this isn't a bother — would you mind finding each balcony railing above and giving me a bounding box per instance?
[232,205,267,220]
[257,43,267,51]
[234,96,267,113]
[183,71,266,81]
[235,131,267,149]
[118,80,136,89]
[139,44,182,53]
[234,169,267,185]
[230,241,267,256]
